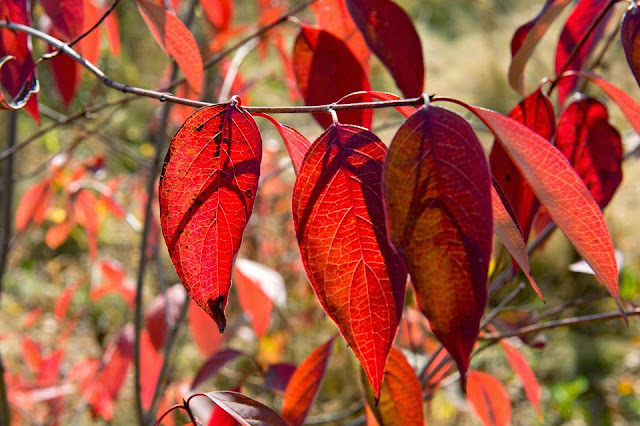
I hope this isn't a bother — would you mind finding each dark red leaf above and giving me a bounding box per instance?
[500,339,542,420]
[490,87,555,243]
[467,371,511,426]
[508,0,571,94]
[189,301,225,357]
[48,28,80,106]
[41,0,84,39]
[15,177,52,232]
[336,90,417,118]
[144,284,187,350]
[363,347,423,426]
[555,0,612,105]
[293,25,372,129]
[281,337,335,426]
[264,363,296,394]
[346,0,424,97]
[555,98,622,209]
[202,391,288,426]
[384,106,492,390]
[622,4,640,89]
[191,348,244,390]
[137,0,203,93]
[292,124,407,397]
[255,113,311,175]
[160,101,262,333]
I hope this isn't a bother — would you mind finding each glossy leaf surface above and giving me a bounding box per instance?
[137,0,203,93]
[292,124,406,397]
[346,0,424,97]
[364,347,423,426]
[160,102,262,333]
[281,337,335,426]
[293,25,372,129]
[500,339,542,419]
[622,4,640,89]
[555,98,622,209]
[467,104,620,307]
[384,106,492,389]
[203,391,288,426]
[467,371,511,426]
[490,88,555,243]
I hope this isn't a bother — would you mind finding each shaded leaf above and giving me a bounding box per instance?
[384,106,492,390]
[160,101,262,333]
[363,347,423,426]
[191,348,244,390]
[202,391,288,426]
[41,0,84,39]
[555,0,612,106]
[137,0,203,92]
[336,90,417,118]
[15,177,52,232]
[467,371,511,426]
[555,98,622,208]
[346,0,424,97]
[254,113,311,175]
[623,4,640,89]
[500,339,542,419]
[281,337,335,426]
[292,124,407,397]
[0,56,39,113]
[144,284,187,350]
[264,363,296,394]
[508,0,571,94]
[490,87,555,244]
[293,25,372,129]
[48,32,80,106]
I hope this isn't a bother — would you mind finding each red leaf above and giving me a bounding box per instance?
[0,0,39,122]
[41,0,84,39]
[202,391,288,426]
[490,87,555,244]
[292,124,407,397]
[160,101,262,333]
[189,301,225,357]
[555,0,612,106]
[467,371,511,426]
[363,347,423,426]
[48,29,80,106]
[104,4,121,56]
[55,281,79,320]
[91,258,135,305]
[293,25,372,129]
[74,189,100,259]
[37,350,63,387]
[508,0,571,94]
[144,284,187,350]
[140,330,164,410]
[208,402,240,426]
[491,184,543,300]
[22,308,41,328]
[337,90,417,118]
[623,4,640,89]
[311,0,370,68]
[383,106,492,390]
[255,113,311,175]
[233,259,280,337]
[45,217,74,249]
[346,0,424,98]
[555,98,622,209]
[15,178,52,232]
[500,339,542,419]
[264,363,296,394]
[463,103,621,313]
[281,337,335,426]
[191,348,244,390]
[21,337,42,373]
[137,0,203,93]
[200,0,233,31]
[78,0,102,68]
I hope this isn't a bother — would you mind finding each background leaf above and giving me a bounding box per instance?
[622,4,640,89]
[467,370,511,426]
[500,339,542,419]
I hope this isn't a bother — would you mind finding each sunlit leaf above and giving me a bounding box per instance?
[467,371,511,426]
[384,105,492,390]
[254,113,311,175]
[293,124,407,397]
[15,177,52,232]
[200,0,233,31]
[160,101,262,333]
[41,0,84,39]
[47,28,80,106]
[202,391,288,426]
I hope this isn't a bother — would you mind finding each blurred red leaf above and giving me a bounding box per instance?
[140,330,164,409]
[281,337,335,426]
[144,284,187,350]
[47,29,80,106]
[191,348,244,390]
[500,339,542,419]
[555,98,622,208]
[160,101,262,333]
[622,4,640,89]
[137,0,203,92]
[508,0,571,94]
[200,0,233,31]
[21,308,42,328]
[55,282,79,320]
[41,0,84,39]
[293,25,372,129]
[90,258,135,305]
[78,0,102,68]
[264,363,297,394]
[555,0,612,105]
[346,0,424,97]
[74,189,100,259]
[384,106,492,390]
[37,350,63,386]
[255,113,311,175]
[45,217,74,250]
[104,3,121,56]
[202,391,288,426]
[15,178,52,232]
[464,104,621,314]
[188,301,225,357]
[467,371,511,426]
[490,88,555,244]
[292,124,407,398]
[364,347,423,426]
[21,337,42,373]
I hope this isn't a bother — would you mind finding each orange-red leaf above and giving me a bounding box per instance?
[281,337,335,426]
[74,189,100,259]
[292,124,407,398]
[55,282,79,320]
[200,0,233,31]
[346,0,424,98]
[203,391,288,426]
[384,106,492,390]
[140,330,164,410]
[45,217,74,249]
[293,25,372,129]
[465,104,621,311]
[364,347,423,426]
[467,371,511,426]
[622,4,640,89]
[189,301,225,357]
[160,102,262,333]
[255,113,311,175]
[137,0,203,93]
[500,339,542,419]
[15,178,52,232]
